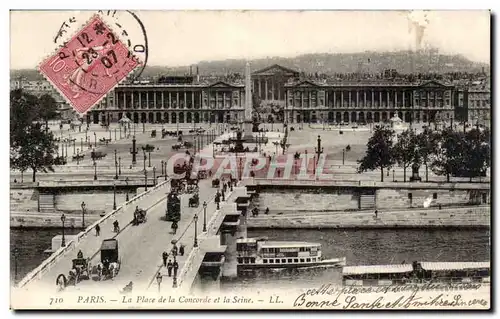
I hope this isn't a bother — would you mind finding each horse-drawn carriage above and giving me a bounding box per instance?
[186,178,199,193]
[172,143,184,150]
[90,239,121,281]
[54,156,67,165]
[99,137,111,145]
[188,193,199,207]
[132,208,147,225]
[212,178,220,188]
[166,192,181,222]
[91,150,107,160]
[197,169,208,179]
[55,257,91,290]
[72,153,85,162]
[151,130,157,138]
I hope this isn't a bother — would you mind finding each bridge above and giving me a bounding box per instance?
[13,173,250,299]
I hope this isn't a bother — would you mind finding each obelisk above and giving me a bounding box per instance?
[243,61,253,135]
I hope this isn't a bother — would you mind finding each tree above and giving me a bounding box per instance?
[431,128,466,183]
[357,126,395,182]
[393,129,419,182]
[10,89,57,182]
[37,94,59,131]
[463,128,491,182]
[417,128,440,182]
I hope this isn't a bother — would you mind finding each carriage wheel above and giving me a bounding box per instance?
[56,274,67,290]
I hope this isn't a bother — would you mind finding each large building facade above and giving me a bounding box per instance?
[86,64,489,126]
[88,78,246,125]
[454,86,491,126]
[284,80,456,124]
[11,77,75,119]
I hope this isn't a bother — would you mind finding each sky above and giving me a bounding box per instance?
[9,10,490,70]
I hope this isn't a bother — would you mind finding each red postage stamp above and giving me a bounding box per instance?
[39,15,140,114]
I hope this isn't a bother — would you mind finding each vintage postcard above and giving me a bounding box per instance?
[9,10,491,310]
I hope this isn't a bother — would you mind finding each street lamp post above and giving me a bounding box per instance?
[81,201,86,228]
[161,160,164,175]
[118,157,122,175]
[342,148,345,165]
[13,248,19,283]
[153,167,156,186]
[93,161,97,180]
[193,214,198,247]
[143,149,147,172]
[80,137,83,151]
[76,148,80,165]
[144,169,148,191]
[93,132,97,148]
[156,272,162,293]
[60,214,66,247]
[113,182,117,210]
[148,150,151,168]
[125,177,129,201]
[203,201,207,232]
[73,140,76,154]
[114,149,118,179]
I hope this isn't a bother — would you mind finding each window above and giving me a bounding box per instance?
[300,259,305,263]
[299,247,305,252]
[237,258,243,263]
[282,259,286,263]
[433,193,437,199]
[270,259,274,264]
[294,259,299,263]
[306,258,311,262]
[288,259,292,263]
[263,259,268,264]
[408,193,412,200]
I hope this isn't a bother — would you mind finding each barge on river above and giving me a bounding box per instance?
[236,238,346,272]
[342,261,490,286]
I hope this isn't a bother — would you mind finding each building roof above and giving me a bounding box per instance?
[259,241,320,248]
[284,79,453,88]
[252,64,299,76]
[342,264,413,275]
[420,262,490,271]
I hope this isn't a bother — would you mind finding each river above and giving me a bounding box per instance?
[219,228,490,292]
[11,227,489,289]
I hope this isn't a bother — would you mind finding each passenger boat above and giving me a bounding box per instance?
[236,238,346,271]
[342,261,490,286]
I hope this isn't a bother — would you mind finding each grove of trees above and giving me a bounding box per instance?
[358,125,490,183]
[10,89,59,182]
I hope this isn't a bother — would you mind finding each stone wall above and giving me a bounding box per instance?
[246,206,490,229]
[10,189,38,211]
[376,188,490,210]
[258,189,359,212]
[55,191,129,213]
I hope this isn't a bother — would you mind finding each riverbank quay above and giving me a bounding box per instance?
[246,205,490,229]
[10,211,102,229]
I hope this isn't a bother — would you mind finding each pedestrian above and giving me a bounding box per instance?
[95,224,100,236]
[265,207,269,215]
[179,244,185,256]
[167,260,173,277]
[173,260,179,277]
[171,221,178,235]
[172,244,178,257]
[162,251,168,267]
[374,210,378,218]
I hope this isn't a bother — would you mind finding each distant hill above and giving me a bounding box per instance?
[11,50,489,81]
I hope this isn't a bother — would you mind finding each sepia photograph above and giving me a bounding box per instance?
[9,9,491,310]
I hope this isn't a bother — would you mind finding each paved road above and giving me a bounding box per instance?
[22,178,220,294]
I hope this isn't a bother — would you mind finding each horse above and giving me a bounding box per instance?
[108,262,120,279]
